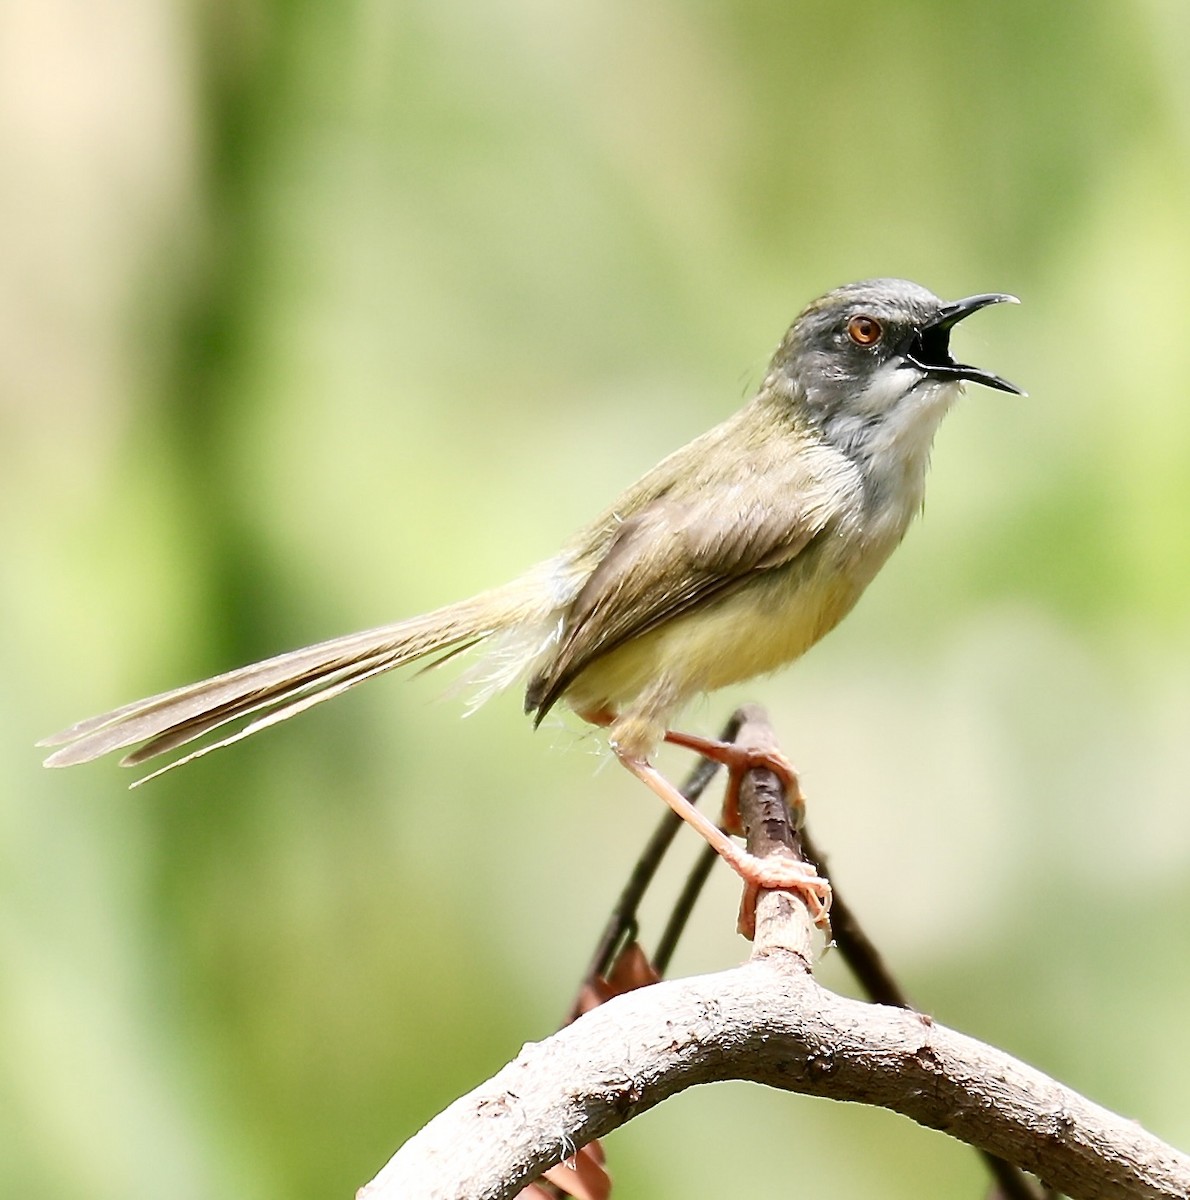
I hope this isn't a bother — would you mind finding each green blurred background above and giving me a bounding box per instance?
[4,2,1189,1196]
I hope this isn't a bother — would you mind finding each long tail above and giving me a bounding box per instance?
[39,573,557,782]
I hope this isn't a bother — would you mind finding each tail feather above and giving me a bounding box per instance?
[40,574,560,775]
[121,648,400,766]
[128,653,412,787]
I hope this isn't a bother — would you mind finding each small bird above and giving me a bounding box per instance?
[41,278,1021,916]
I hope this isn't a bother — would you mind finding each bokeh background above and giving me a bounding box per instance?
[4,2,1190,1197]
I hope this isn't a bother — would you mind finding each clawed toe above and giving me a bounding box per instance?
[736,856,832,939]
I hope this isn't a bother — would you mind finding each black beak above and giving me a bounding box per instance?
[905,293,1024,395]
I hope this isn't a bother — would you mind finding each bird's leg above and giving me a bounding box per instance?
[661,728,829,938]
[663,729,805,835]
[612,747,831,938]
[578,704,830,936]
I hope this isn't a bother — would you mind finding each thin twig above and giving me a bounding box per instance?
[800,828,909,1007]
[652,843,717,977]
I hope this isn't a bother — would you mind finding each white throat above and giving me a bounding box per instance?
[825,362,962,524]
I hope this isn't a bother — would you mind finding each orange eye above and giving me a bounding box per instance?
[847,314,883,346]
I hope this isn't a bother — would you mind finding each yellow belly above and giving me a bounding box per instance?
[564,548,863,722]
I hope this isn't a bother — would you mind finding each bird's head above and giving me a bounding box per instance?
[770,278,1022,456]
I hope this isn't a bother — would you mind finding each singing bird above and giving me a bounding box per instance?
[42,278,1021,913]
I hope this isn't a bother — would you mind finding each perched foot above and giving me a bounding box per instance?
[661,728,829,937]
[663,729,804,835]
[736,860,831,940]
[614,749,831,939]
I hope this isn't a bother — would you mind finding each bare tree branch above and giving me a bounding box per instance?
[359,707,1190,1200]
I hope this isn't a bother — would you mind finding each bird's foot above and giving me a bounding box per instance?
[734,856,831,940]
[615,750,830,940]
[662,729,803,835]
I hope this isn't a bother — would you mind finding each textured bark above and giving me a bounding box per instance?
[359,708,1189,1200]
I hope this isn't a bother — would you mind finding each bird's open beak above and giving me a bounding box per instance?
[905,293,1024,395]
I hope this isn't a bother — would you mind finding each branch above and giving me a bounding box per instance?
[359,707,1190,1200]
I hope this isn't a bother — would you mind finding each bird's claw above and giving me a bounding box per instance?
[736,857,832,940]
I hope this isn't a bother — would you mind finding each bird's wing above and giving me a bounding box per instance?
[524,457,846,719]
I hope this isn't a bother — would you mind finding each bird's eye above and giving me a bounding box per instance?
[846,314,883,346]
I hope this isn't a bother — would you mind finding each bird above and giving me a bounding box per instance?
[41,278,1021,920]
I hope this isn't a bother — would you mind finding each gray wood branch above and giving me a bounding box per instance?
[358,708,1190,1200]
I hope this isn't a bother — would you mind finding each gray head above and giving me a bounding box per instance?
[769,278,1021,456]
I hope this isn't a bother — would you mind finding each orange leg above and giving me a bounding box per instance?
[613,747,831,939]
[578,706,830,937]
[663,730,805,835]
[660,729,829,936]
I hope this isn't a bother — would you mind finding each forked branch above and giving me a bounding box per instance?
[358,707,1190,1200]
